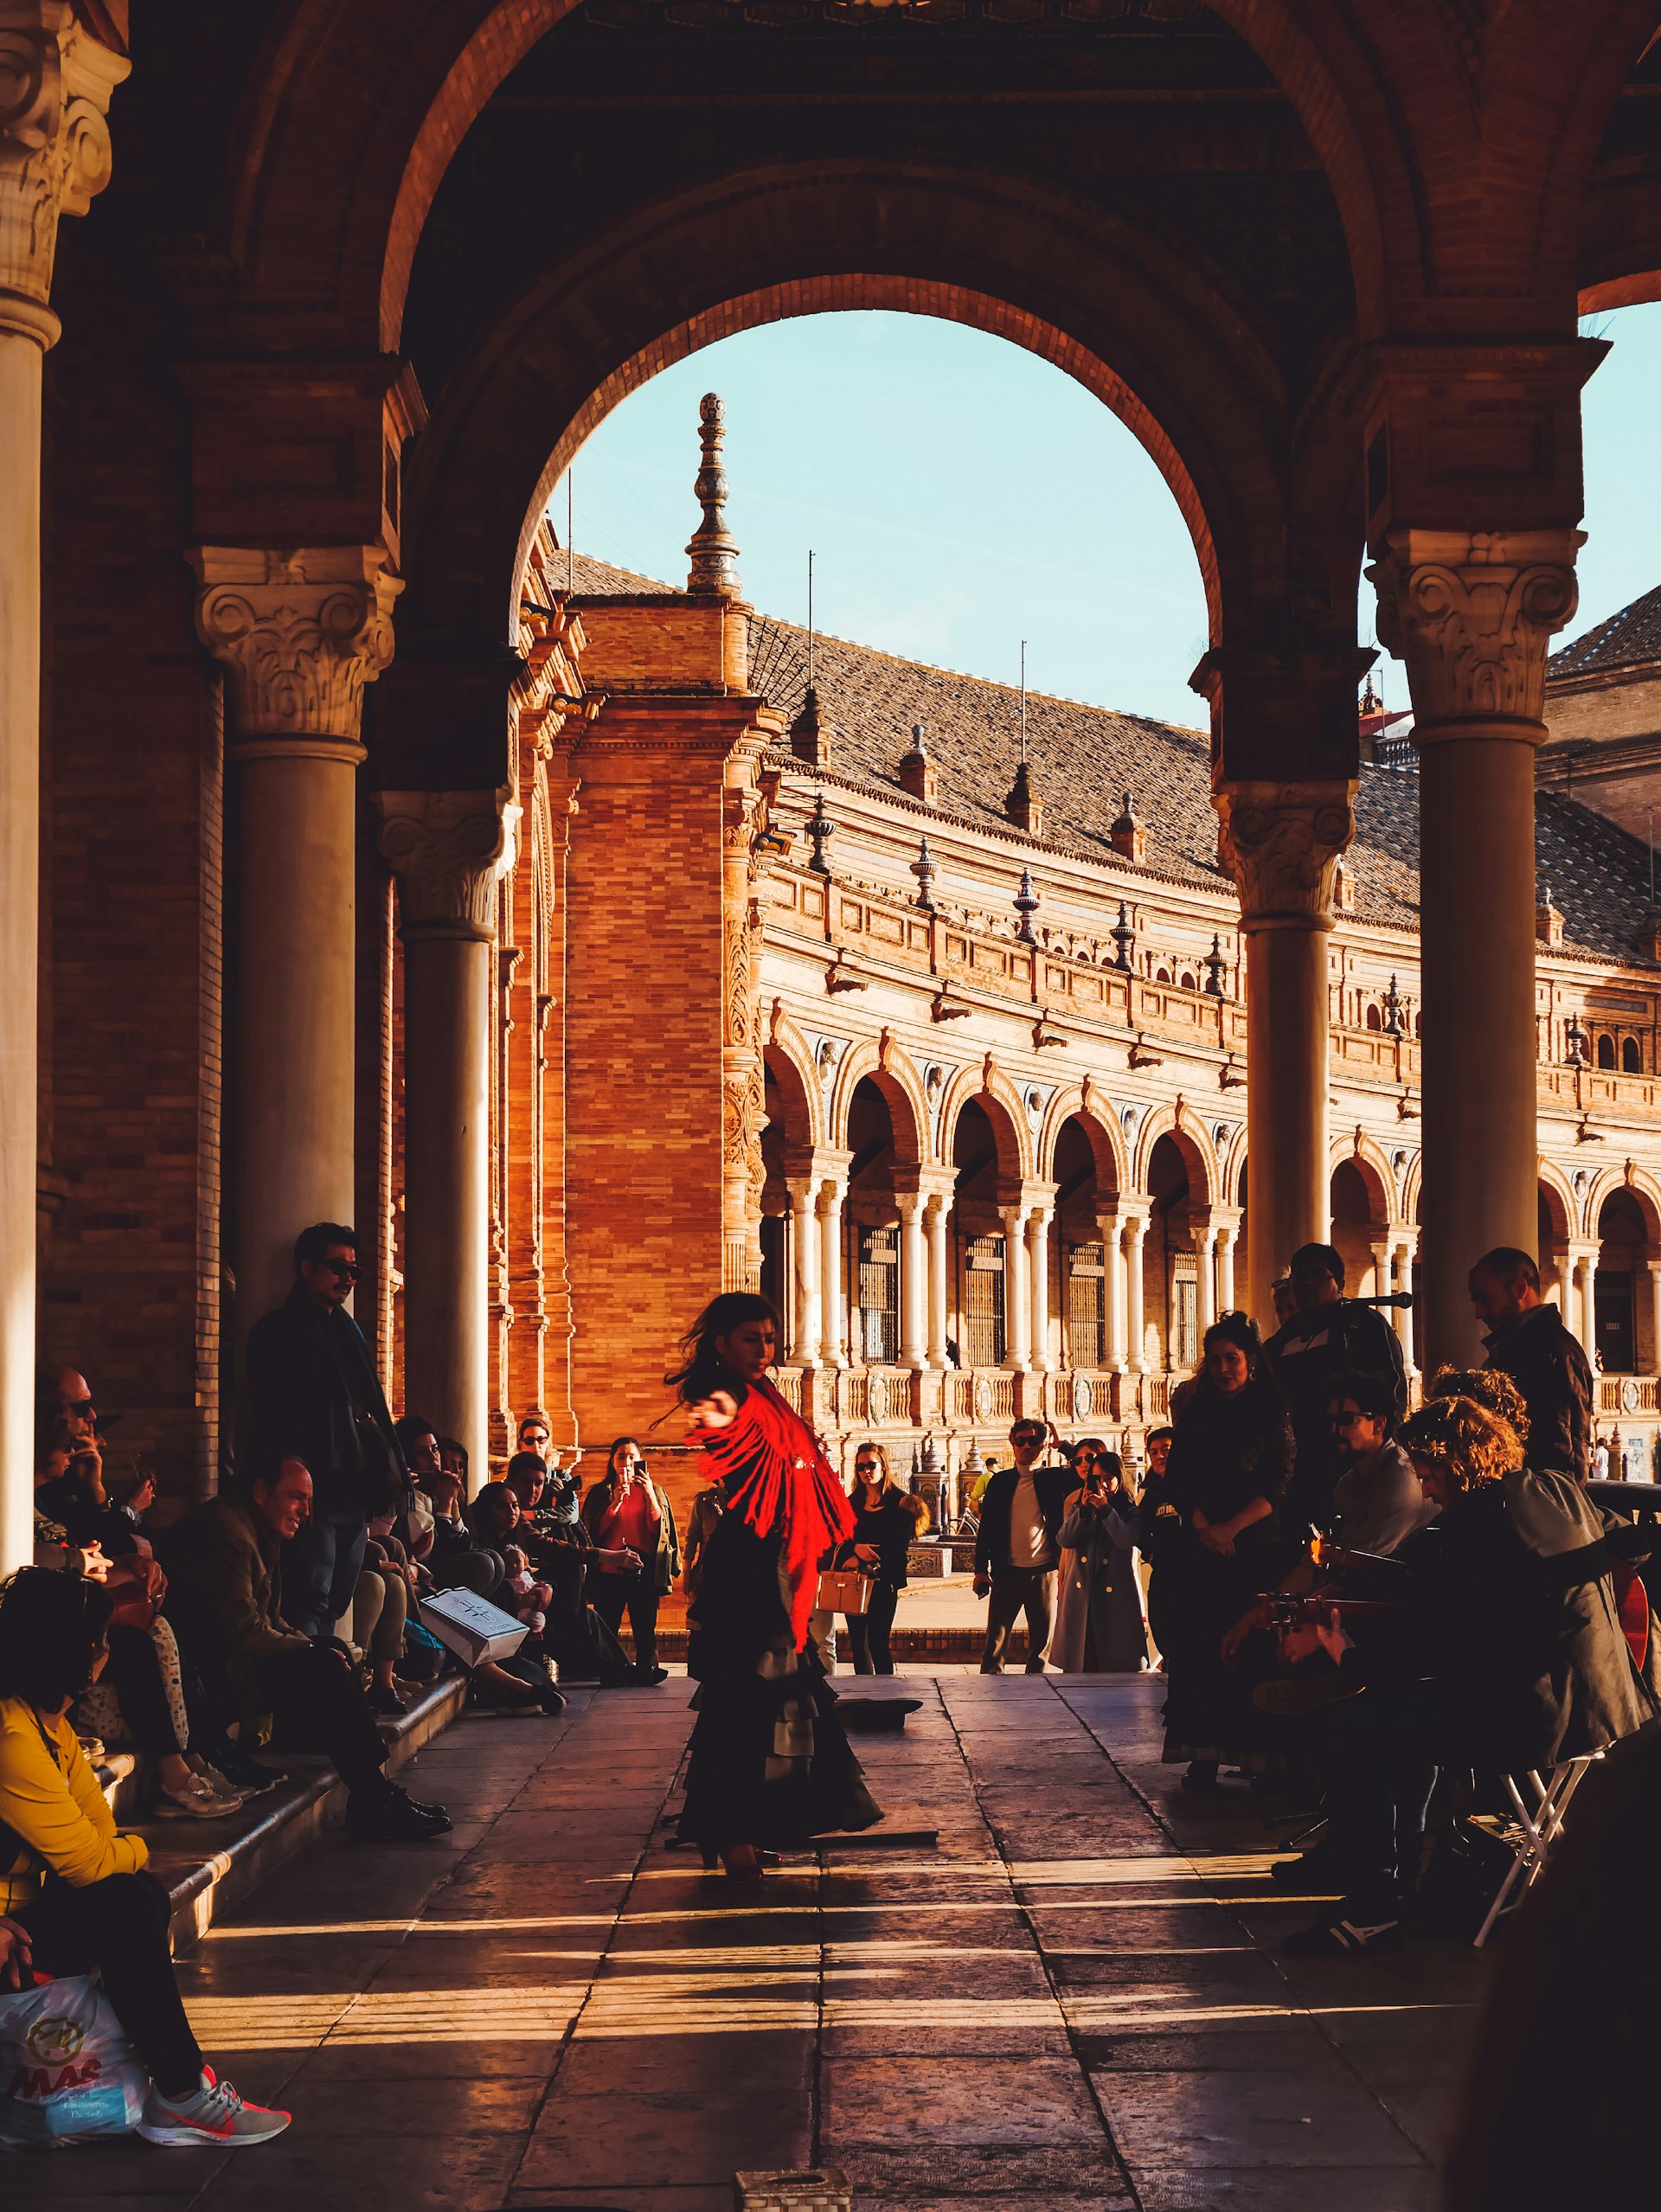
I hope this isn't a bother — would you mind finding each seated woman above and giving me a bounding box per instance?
[0,1568,289,2145]
[675,1292,882,1875]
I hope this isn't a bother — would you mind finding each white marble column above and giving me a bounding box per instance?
[1102,1214,1127,1373]
[1001,1203,1031,1370]
[1124,1215,1148,1375]
[925,1193,951,1368]
[818,1177,848,1369]
[0,9,126,1571]
[898,1191,927,1370]
[1028,1208,1053,1374]
[1392,1234,1418,1366]
[1574,1250,1598,1364]
[195,548,401,1337]
[786,1180,822,1365]
[1215,1223,1238,1315]
[378,792,516,1488]
[1193,1225,1218,1335]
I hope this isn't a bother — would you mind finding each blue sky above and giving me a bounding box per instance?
[561,303,1661,733]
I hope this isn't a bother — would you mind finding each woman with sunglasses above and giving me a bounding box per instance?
[838,1441,927,1674]
[1052,1439,1148,1673]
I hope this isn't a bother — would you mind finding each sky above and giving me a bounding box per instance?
[560,302,1661,734]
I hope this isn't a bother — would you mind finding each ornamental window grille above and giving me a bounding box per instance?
[1068,1241,1106,1369]
[963,1233,1006,1368]
[1170,1268,1199,1372]
[857,1225,900,1367]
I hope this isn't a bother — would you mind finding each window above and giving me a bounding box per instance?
[1155,967,1171,984]
[1180,971,1196,991]
[1598,1033,1617,1069]
[1624,1036,1642,1074]
[856,1225,899,1366]
[962,1233,1006,1368]
[760,1215,786,1339]
[1068,1242,1106,1369]
[1365,1004,1382,1031]
[1170,1274,1198,1372]
[1595,1266,1635,1373]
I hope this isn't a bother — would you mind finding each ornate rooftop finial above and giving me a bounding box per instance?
[1013,867,1040,946]
[910,833,937,911]
[685,393,741,599]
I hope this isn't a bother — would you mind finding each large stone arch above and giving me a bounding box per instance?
[1329,1129,1398,1227]
[1132,1105,1218,1208]
[1537,1160,1580,1246]
[828,1037,929,1170]
[1589,1163,1661,1249]
[1036,1088,1128,1197]
[761,1026,825,1155]
[939,1066,1033,1184]
[398,162,1314,672]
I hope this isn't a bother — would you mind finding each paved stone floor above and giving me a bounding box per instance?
[10,1672,1490,2211]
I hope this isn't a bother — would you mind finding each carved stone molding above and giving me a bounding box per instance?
[190,546,401,744]
[1367,529,1582,730]
[1214,780,1355,930]
[0,2,125,329]
[376,790,519,944]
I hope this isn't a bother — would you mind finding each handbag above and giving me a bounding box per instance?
[815,1568,871,1616]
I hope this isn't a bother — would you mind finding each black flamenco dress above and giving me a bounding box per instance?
[677,1375,882,1853]
[1158,1375,1293,1769]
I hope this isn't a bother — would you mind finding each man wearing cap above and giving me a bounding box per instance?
[1263,1242,1407,1538]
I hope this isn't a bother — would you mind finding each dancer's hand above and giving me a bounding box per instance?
[685,1391,738,1439]
[0,1917,33,1990]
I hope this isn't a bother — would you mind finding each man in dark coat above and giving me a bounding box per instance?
[1263,1241,1408,1537]
[1471,1244,1594,1483]
[243,1221,405,1638]
[972,1417,1075,1673]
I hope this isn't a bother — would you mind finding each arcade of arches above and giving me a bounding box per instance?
[5,0,1661,1568]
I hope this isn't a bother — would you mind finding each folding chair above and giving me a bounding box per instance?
[1472,1752,1601,1948]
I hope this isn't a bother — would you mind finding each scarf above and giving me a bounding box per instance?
[694,1375,854,1651]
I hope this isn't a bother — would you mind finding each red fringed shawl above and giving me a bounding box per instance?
[694,1376,854,1651]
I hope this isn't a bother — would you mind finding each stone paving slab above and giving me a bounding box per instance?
[10,1670,1487,2211]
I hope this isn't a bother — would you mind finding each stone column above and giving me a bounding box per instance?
[1028,1205,1053,1375]
[0,6,125,1568]
[1215,1221,1238,1315]
[1392,1234,1418,1367]
[1101,1212,1128,1372]
[1215,785,1352,1331]
[897,1191,927,1371]
[1370,529,1581,1367]
[1124,1215,1148,1375]
[377,792,517,1488]
[925,1191,951,1369]
[818,1174,848,1369]
[786,1178,822,1366]
[1570,1248,1598,1363]
[1000,1202,1031,1371]
[194,548,401,1337]
[1192,1222,1218,1335]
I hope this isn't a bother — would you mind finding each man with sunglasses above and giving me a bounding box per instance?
[245,1223,406,1640]
[972,1417,1074,1673]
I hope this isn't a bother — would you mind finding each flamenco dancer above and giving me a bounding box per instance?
[672,1292,882,1878]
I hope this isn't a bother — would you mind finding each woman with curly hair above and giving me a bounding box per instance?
[672,1292,882,1875]
[1159,1312,1293,1790]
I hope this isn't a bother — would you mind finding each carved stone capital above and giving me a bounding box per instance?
[190,547,401,746]
[376,790,519,943]
[1214,780,1355,931]
[0,2,126,329]
[1366,529,1582,730]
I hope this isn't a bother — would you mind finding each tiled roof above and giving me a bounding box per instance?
[565,551,1658,965]
[1550,584,1661,680]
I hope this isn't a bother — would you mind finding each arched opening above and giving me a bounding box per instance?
[1330,1157,1386,1298]
[760,1045,818,1343]
[1598,1032,1617,1069]
[1539,1180,1574,1310]
[1595,1188,1651,1376]
[1147,1133,1196,1375]
[1625,1035,1643,1074]
[950,1095,1023,1372]
[847,1076,901,1369]
[1054,1116,1108,1374]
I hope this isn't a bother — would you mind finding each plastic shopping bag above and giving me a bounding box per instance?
[0,1972,148,2148]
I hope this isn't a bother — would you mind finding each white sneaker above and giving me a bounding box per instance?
[138,2067,291,2147]
[155,1773,240,1818]
[187,1756,246,1805]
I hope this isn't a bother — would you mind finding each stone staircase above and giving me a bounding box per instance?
[90,1677,465,1950]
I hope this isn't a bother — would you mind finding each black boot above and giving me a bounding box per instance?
[346,1781,452,1843]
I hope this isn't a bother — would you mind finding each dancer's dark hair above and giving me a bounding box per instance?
[664,1292,781,1407]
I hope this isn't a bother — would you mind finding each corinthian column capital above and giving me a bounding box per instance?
[1366,528,1582,730]
[0,1,127,336]
[189,546,401,753]
[1214,780,1355,931]
[376,790,519,943]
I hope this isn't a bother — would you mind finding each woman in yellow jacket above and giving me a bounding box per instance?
[0,1568,289,2146]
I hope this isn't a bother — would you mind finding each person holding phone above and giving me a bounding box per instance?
[580,1438,679,1677]
[1052,1440,1148,1673]
[838,1441,927,1674]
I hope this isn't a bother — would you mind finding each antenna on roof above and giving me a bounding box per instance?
[1019,640,1028,763]
[566,471,574,597]
[808,548,815,691]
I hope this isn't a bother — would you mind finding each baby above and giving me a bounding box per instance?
[502,1543,553,1637]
